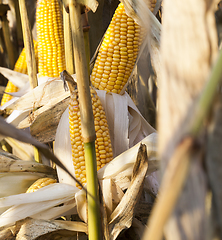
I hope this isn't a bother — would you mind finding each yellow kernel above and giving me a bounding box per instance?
[102,73,109,79]
[95,125,100,131]
[118,66,125,70]
[102,78,108,83]
[109,77,116,82]
[116,80,123,85]
[108,81,115,86]
[111,69,118,74]
[112,89,118,94]
[120,62,127,66]
[113,57,120,62]
[104,66,111,71]
[113,53,120,58]
[110,73,117,78]
[114,85,121,90]
[95,78,101,83]
[98,145,105,150]
[97,69,103,74]
[111,65,118,70]
[97,137,103,142]
[108,48,114,52]
[120,39,127,44]
[99,150,106,154]
[112,61,119,66]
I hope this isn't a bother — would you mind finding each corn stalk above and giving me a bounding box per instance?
[155,0,218,240]
[68,1,102,239]
[0,2,16,69]
[18,0,40,163]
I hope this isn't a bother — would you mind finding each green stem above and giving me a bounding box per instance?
[69,1,102,239]
[85,142,102,240]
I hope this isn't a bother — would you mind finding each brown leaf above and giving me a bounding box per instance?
[108,144,148,240]
[14,218,87,240]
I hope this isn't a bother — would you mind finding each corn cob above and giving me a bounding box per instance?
[1,40,38,106]
[90,2,144,94]
[26,178,57,193]
[69,87,113,188]
[36,0,66,77]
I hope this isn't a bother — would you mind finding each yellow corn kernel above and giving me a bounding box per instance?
[26,178,57,193]
[69,87,113,188]
[36,0,66,77]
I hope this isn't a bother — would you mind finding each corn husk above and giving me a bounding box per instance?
[0,133,158,228]
[0,67,29,89]
[54,89,156,185]
[11,218,87,240]
[0,184,78,227]
[0,151,56,216]
[0,76,70,146]
[5,138,35,161]
[6,78,69,113]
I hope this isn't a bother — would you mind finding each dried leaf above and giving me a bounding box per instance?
[97,133,158,180]
[0,183,79,227]
[29,97,70,143]
[18,97,69,129]
[109,144,149,240]
[15,218,87,240]
[8,79,69,112]
[5,138,35,161]
[0,67,29,88]
[101,179,112,219]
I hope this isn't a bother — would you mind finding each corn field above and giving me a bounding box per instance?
[0,0,222,239]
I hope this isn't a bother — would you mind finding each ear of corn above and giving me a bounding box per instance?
[69,87,113,188]
[91,1,157,94]
[90,2,143,94]
[26,178,57,193]
[1,40,38,106]
[36,0,66,78]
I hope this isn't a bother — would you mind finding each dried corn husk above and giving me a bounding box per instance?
[5,138,35,161]
[11,218,87,240]
[0,151,56,216]
[0,184,78,227]
[0,133,158,228]
[0,67,29,89]
[5,78,69,113]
